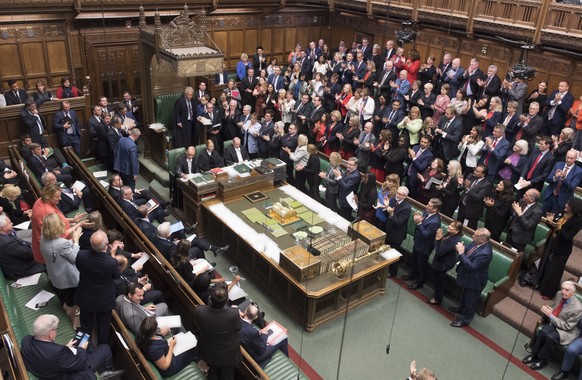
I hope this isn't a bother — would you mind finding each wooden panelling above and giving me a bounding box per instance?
[245,29,258,54]
[285,27,297,51]
[212,30,228,54]
[229,30,244,57]
[261,28,272,53]
[21,43,46,76]
[47,40,69,73]
[0,45,22,80]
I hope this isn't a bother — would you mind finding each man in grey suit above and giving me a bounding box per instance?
[523,281,582,371]
[115,282,170,336]
[505,188,543,252]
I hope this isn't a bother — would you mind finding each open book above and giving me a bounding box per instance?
[146,199,159,213]
[262,321,288,346]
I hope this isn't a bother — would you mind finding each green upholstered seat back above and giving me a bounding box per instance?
[488,250,513,283]
[153,92,182,142]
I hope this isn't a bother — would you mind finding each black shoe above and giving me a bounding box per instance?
[99,369,125,380]
[524,342,532,353]
[448,306,462,313]
[408,283,423,290]
[163,209,171,217]
[530,360,548,370]
[401,274,414,281]
[552,371,570,380]
[450,320,467,328]
[522,355,538,365]
[209,262,217,268]
[213,245,229,257]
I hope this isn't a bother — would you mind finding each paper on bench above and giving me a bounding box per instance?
[228,282,248,301]
[172,331,197,356]
[131,253,150,270]
[15,273,41,287]
[93,170,108,179]
[25,289,55,310]
[156,315,182,329]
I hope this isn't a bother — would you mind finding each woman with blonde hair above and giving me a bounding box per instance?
[283,134,309,193]
[79,210,107,250]
[337,115,360,159]
[437,160,463,217]
[322,110,344,156]
[236,52,250,81]
[397,106,423,146]
[40,213,82,323]
[319,152,342,212]
[373,174,401,230]
[0,184,31,225]
[552,127,574,162]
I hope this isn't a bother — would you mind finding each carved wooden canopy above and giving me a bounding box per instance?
[138,4,224,77]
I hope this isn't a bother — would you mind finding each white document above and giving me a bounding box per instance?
[156,315,182,329]
[131,253,150,270]
[170,221,184,235]
[71,180,86,192]
[115,331,130,351]
[198,117,212,126]
[172,331,198,356]
[14,221,31,230]
[14,273,41,287]
[99,180,109,188]
[346,191,358,211]
[425,177,443,190]
[514,182,525,190]
[228,283,248,301]
[186,233,197,242]
[93,170,108,179]
[25,289,55,310]
[191,259,212,274]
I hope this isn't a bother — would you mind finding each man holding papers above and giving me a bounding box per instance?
[240,303,289,368]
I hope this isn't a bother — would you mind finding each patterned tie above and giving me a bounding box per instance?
[553,165,571,196]
[552,299,566,317]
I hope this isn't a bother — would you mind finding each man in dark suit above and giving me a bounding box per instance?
[75,230,121,344]
[222,100,242,142]
[20,99,49,149]
[4,79,29,105]
[224,137,250,165]
[252,45,267,73]
[267,65,286,92]
[107,116,126,157]
[121,91,139,121]
[197,139,225,172]
[200,102,222,153]
[506,188,544,252]
[176,146,199,178]
[195,287,241,380]
[477,64,502,99]
[443,58,464,98]
[449,228,493,327]
[351,52,367,90]
[120,186,166,224]
[95,112,113,170]
[239,303,289,369]
[307,95,325,142]
[173,86,196,149]
[405,136,433,200]
[240,67,258,109]
[41,171,93,215]
[27,143,73,187]
[134,206,157,239]
[258,111,275,159]
[336,157,362,221]
[194,82,208,103]
[382,99,405,143]
[542,81,575,137]
[460,58,484,99]
[53,100,82,156]
[434,53,452,95]
[381,39,396,62]
[523,281,582,371]
[543,150,582,213]
[374,61,396,99]
[0,214,45,280]
[113,128,140,191]
[456,164,491,230]
[514,101,543,153]
[478,124,510,183]
[108,173,157,208]
[434,106,463,163]
[403,198,442,290]
[516,136,555,198]
[383,186,412,277]
[21,314,121,379]
[293,94,313,136]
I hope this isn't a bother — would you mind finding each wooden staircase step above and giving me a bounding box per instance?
[491,296,540,337]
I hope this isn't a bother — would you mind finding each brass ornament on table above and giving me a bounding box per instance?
[330,244,390,279]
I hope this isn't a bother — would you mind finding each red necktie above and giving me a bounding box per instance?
[553,166,570,196]
[526,153,542,180]
[465,245,478,256]
[553,299,566,317]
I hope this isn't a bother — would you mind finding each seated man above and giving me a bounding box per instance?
[224,137,250,165]
[134,205,157,239]
[21,314,123,379]
[116,282,171,336]
[197,139,224,172]
[113,254,164,305]
[523,280,582,371]
[0,214,45,280]
[41,172,93,214]
[176,146,199,179]
[151,222,228,262]
[120,185,167,224]
[108,173,163,208]
[240,303,289,368]
[550,320,582,380]
[27,143,73,188]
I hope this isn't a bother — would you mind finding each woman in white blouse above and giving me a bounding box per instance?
[280,91,296,128]
[283,134,309,193]
[457,126,484,176]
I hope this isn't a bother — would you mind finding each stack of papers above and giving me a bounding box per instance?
[93,170,108,179]
[172,331,197,356]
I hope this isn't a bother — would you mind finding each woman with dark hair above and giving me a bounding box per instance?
[430,221,462,305]
[373,94,390,137]
[483,180,515,242]
[417,158,445,205]
[524,81,548,114]
[404,80,422,112]
[463,95,489,137]
[136,316,199,378]
[384,135,408,178]
[403,49,421,82]
[337,115,360,160]
[322,110,344,156]
[171,240,216,288]
[312,113,328,149]
[535,198,582,299]
[419,55,437,88]
[457,126,484,176]
[56,77,80,99]
[299,144,321,201]
[356,173,378,223]
[370,129,392,183]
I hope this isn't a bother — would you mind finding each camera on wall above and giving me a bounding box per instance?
[506,63,537,81]
[395,20,417,45]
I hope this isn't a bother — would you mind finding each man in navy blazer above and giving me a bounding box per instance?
[443,58,464,98]
[479,124,510,183]
[405,136,433,199]
[434,106,463,163]
[456,164,491,230]
[335,157,361,221]
[382,99,405,143]
[267,66,286,92]
[53,100,82,156]
[21,314,119,379]
[517,136,555,199]
[75,230,121,344]
[114,128,140,191]
[20,99,49,149]
[384,186,412,277]
[4,79,29,105]
[403,198,442,290]
[239,303,289,368]
[449,228,493,327]
[542,81,574,137]
[543,150,582,213]
[506,188,544,252]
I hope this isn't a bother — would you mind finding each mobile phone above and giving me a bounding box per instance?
[73,331,90,347]
[266,329,274,337]
[35,301,48,308]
